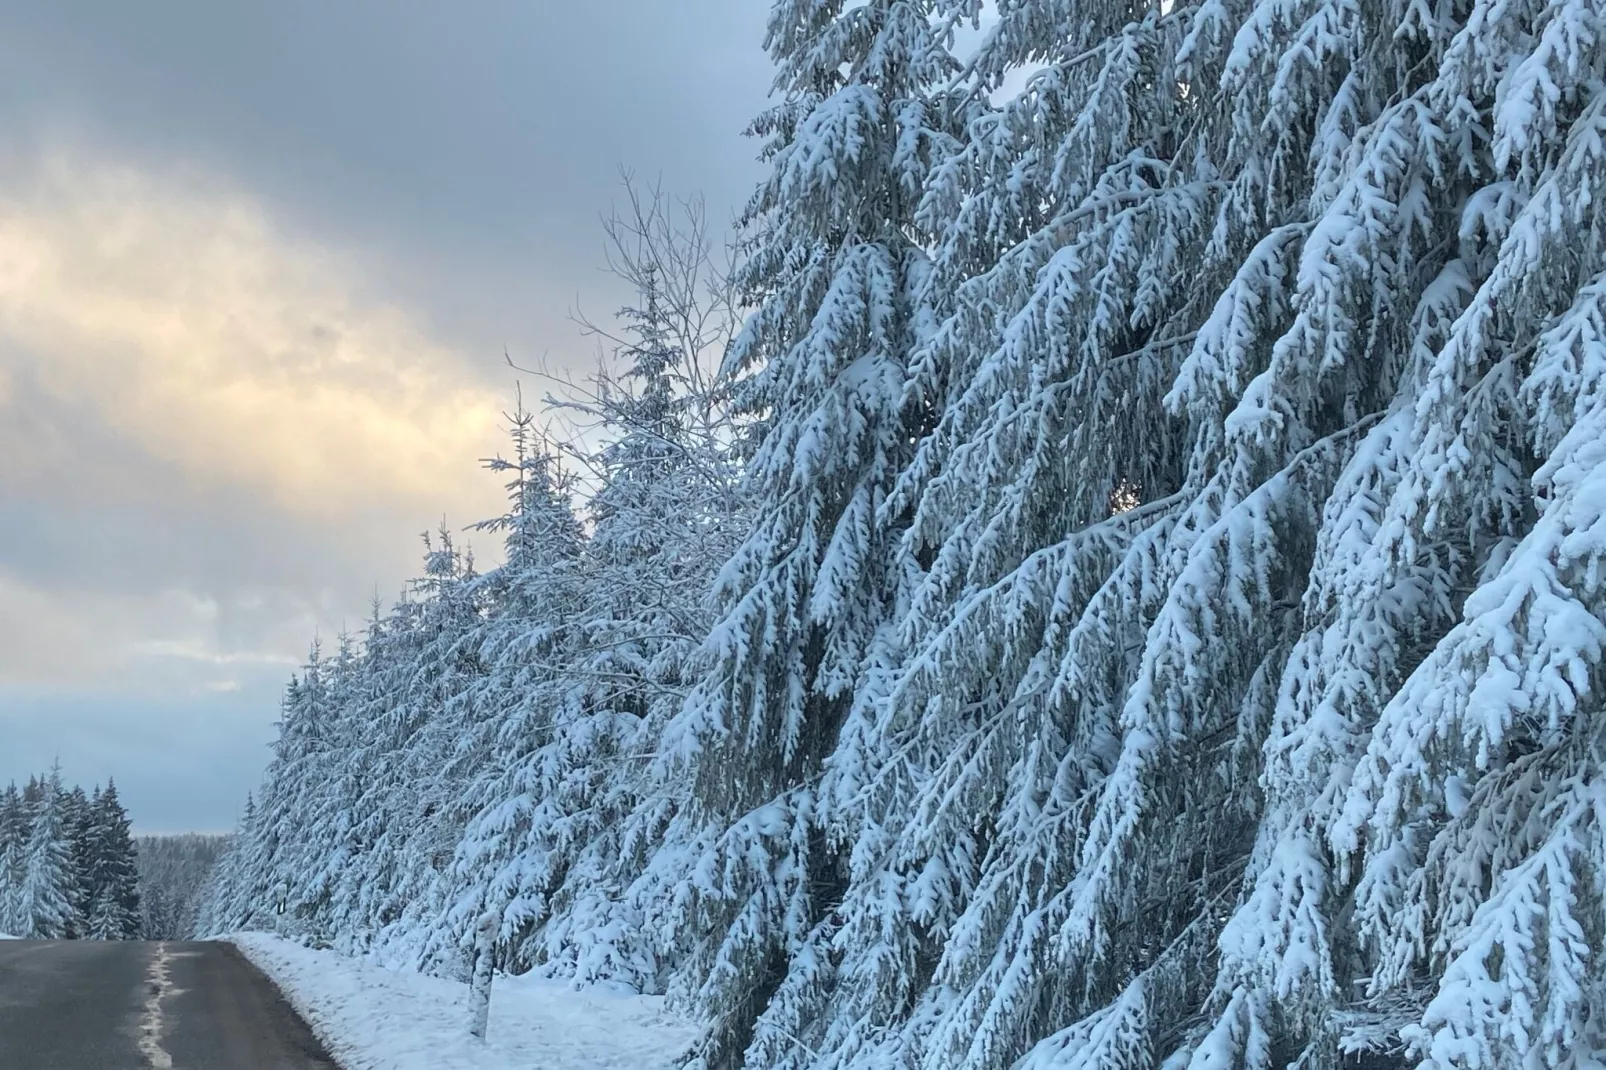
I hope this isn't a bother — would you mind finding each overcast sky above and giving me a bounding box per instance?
[0,1,772,832]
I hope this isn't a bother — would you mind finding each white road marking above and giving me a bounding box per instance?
[138,942,175,1070]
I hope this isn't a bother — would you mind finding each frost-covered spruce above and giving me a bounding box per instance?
[315,534,487,957]
[406,417,588,976]
[196,793,258,935]
[372,533,491,956]
[640,3,963,1067]
[284,633,363,945]
[412,223,744,985]
[515,242,746,991]
[200,544,489,956]
[0,774,140,940]
[82,781,142,940]
[326,590,438,950]
[248,645,340,940]
[812,0,1606,1067]
[18,767,79,940]
[208,638,373,944]
[0,785,27,935]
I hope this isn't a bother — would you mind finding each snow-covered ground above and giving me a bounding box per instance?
[230,933,699,1070]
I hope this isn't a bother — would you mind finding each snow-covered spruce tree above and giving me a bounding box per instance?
[276,632,363,946]
[1160,2,1606,1066]
[197,280,734,969]
[806,2,1233,1063]
[646,3,962,1066]
[209,650,353,942]
[788,0,1606,1067]
[336,536,487,960]
[0,784,27,934]
[196,794,257,935]
[84,781,141,940]
[402,411,584,976]
[314,598,421,949]
[18,767,80,939]
[1327,152,1606,1070]
[241,646,337,941]
[63,785,93,939]
[508,182,748,991]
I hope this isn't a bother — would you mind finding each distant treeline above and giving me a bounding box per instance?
[137,833,231,939]
[0,767,140,940]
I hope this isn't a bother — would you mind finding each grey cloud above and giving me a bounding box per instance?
[0,368,497,605]
[0,0,772,373]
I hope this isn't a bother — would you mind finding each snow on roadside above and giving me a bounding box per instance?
[229,932,699,1070]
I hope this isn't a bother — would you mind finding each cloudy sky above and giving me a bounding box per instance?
[0,1,772,833]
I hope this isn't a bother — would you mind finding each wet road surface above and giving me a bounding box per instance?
[0,940,339,1069]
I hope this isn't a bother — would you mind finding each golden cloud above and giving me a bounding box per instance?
[0,568,303,691]
[0,152,510,520]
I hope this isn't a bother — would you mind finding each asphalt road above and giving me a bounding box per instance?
[0,940,340,1069]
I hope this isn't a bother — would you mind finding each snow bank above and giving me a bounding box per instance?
[229,933,699,1070]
